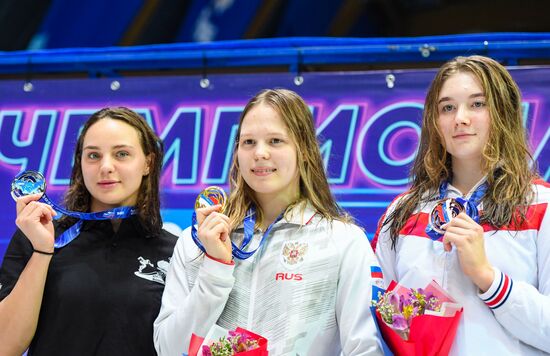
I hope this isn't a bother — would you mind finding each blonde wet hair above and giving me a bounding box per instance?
[224,88,351,230]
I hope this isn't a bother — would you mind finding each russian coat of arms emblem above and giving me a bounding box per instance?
[281,241,308,269]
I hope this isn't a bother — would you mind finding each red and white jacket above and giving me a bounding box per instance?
[154,202,383,356]
[372,178,550,355]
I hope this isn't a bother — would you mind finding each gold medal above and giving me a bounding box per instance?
[195,186,227,212]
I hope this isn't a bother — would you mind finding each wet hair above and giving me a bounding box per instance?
[59,107,164,237]
[224,88,351,229]
[384,55,537,247]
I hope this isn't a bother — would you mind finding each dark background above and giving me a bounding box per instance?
[1,0,549,51]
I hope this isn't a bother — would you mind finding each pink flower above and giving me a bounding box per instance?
[392,314,408,330]
[201,345,213,356]
[388,292,400,311]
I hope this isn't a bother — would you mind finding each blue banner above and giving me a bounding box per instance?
[1,68,549,260]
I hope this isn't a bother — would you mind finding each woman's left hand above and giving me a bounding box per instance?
[442,212,494,292]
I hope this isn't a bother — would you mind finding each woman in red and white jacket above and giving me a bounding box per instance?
[372,55,550,355]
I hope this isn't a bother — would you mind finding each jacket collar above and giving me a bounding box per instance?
[235,200,317,229]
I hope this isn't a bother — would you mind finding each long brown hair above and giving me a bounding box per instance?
[224,88,351,230]
[59,107,165,237]
[384,55,537,246]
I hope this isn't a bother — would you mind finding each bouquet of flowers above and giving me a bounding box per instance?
[188,325,268,356]
[371,280,462,356]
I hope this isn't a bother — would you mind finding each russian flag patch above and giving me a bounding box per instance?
[370,266,383,279]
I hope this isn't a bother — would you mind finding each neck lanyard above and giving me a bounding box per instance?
[191,206,284,260]
[53,205,137,248]
[439,180,486,202]
[438,180,487,214]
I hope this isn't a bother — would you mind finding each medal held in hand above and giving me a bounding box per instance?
[191,186,228,255]
[11,170,46,200]
[191,186,281,260]
[194,186,227,212]
[11,170,137,248]
[426,197,479,240]
[429,198,465,235]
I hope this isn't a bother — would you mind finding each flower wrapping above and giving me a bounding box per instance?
[371,280,462,356]
[188,325,268,356]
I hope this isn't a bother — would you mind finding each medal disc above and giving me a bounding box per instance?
[195,186,227,212]
[11,170,46,201]
[428,198,465,234]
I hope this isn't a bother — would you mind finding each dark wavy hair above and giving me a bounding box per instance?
[58,107,164,237]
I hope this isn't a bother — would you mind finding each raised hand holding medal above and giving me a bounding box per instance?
[191,186,233,262]
[13,171,57,254]
[191,186,283,261]
[426,197,479,239]
[424,181,486,288]
[12,170,137,249]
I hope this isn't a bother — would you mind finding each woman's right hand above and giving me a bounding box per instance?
[15,194,56,253]
[196,205,232,263]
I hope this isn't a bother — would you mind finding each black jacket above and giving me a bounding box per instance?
[0,217,177,355]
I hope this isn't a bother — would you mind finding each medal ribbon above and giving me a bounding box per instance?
[49,202,137,248]
[191,206,283,260]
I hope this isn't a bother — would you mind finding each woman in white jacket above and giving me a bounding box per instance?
[372,55,550,355]
[154,88,382,356]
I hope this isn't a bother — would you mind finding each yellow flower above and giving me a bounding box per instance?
[402,304,414,319]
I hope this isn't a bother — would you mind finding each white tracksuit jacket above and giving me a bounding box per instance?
[154,203,383,356]
[372,178,550,355]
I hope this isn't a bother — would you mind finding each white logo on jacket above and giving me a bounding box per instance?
[280,241,308,270]
[134,256,170,285]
